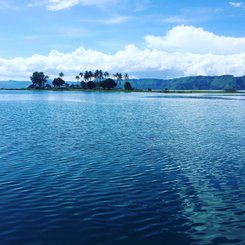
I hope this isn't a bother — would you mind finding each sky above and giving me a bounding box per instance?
[0,0,245,80]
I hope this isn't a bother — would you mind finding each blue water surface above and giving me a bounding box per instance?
[0,90,244,245]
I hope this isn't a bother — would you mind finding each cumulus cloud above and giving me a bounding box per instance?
[1,45,245,81]
[145,25,245,55]
[46,0,116,11]
[1,25,245,80]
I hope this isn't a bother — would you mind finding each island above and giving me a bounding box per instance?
[25,71,245,93]
[28,70,134,91]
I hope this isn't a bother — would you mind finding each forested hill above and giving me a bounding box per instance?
[130,75,245,90]
[0,81,30,89]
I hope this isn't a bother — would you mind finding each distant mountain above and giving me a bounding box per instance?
[1,75,245,90]
[0,81,30,89]
[129,75,245,90]
[0,80,76,89]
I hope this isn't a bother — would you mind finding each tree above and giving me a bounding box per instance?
[52,72,65,88]
[30,71,49,89]
[94,69,99,81]
[52,77,65,87]
[99,70,103,81]
[88,71,94,81]
[87,81,96,89]
[94,70,104,82]
[124,81,133,91]
[113,73,117,80]
[28,84,35,89]
[84,71,90,82]
[78,73,84,87]
[117,73,122,81]
[124,73,130,89]
[75,75,80,83]
[73,75,80,87]
[104,71,109,79]
[113,72,122,87]
[100,78,117,89]
[80,81,86,88]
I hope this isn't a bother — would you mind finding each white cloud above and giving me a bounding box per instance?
[27,1,44,8]
[46,0,116,11]
[1,26,245,80]
[161,16,193,24]
[229,2,243,8]
[103,16,130,24]
[1,45,245,81]
[145,25,245,55]
[47,0,79,10]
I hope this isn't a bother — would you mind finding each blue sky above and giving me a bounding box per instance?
[1,0,245,80]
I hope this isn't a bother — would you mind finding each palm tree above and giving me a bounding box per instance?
[123,73,129,88]
[113,73,118,82]
[104,71,109,79]
[88,71,94,81]
[84,71,90,82]
[124,73,129,81]
[94,69,99,81]
[99,70,103,82]
[79,72,83,80]
[59,72,64,78]
[75,75,80,83]
[118,73,122,81]
[114,73,122,87]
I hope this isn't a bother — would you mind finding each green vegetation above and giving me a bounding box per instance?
[29,72,49,89]
[29,70,131,91]
[130,75,245,91]
[52,77,65,87]
[27,71,245,93]
[124,81,133,91]
[100,79,117,89]
[86,81,96,89]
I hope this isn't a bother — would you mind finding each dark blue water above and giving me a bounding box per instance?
[0,90,244,245]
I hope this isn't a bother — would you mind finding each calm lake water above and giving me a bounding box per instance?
[0,90,244,245]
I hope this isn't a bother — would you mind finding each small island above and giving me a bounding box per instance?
[28,70,134,92]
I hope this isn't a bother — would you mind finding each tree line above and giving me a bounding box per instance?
[29,70,132,90]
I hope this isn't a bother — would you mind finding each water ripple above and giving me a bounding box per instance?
[0,91,244,245]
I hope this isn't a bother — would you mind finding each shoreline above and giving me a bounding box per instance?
[0,88,244,94]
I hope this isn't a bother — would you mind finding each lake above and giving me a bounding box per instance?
[0,90,244,245]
